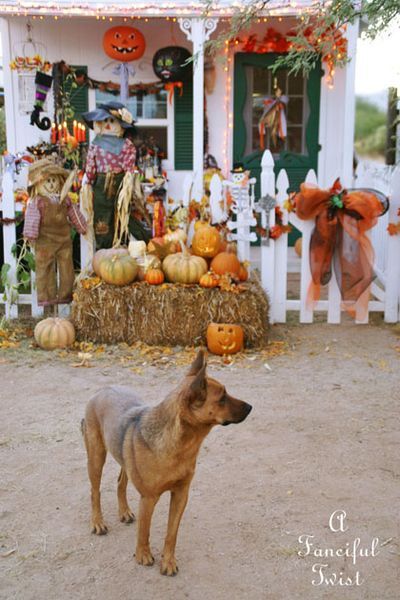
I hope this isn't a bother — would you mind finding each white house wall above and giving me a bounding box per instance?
[1,16,357,197]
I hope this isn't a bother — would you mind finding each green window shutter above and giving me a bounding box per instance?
[174,77,193,170]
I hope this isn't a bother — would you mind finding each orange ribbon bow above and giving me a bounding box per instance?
[294,178,388,317]
[164,81,183,105]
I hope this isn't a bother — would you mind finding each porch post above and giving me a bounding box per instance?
[179,17,218,200]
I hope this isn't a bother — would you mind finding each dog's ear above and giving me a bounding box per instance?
[185,366,207,407]
[187,349,207,376]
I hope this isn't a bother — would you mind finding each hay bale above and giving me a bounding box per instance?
[71,276,269,348]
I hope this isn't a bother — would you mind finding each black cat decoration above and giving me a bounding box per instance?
[152,46,192,83]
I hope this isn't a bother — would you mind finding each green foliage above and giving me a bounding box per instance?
[354,98,386,140]
[202,0,400,77]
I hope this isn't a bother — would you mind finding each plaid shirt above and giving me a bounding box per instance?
[23,195,87,241]
[85,137,136,183]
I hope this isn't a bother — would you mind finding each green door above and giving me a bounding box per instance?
[233,53,322,243]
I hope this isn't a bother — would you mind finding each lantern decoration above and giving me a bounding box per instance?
[152,46,192,104]
[103,26,146,104]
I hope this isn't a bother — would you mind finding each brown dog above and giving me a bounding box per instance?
[82,349,252,576]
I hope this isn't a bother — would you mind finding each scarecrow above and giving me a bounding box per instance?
[82,101,151,249]
[23,158,87,306]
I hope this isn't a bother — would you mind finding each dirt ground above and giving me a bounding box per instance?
[0,319,399,600]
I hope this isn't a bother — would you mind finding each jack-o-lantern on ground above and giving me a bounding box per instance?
[103,26,146,103]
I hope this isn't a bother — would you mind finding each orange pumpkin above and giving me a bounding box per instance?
[238,263,249,282]
[92,247,129,276]
[199,271,219,288]
[99,254,138,285]
[191,223,221,258]
[136,254,162,281]
[145,268,165,285]
[34,317,76,350]
[210,252,241,276]
[206,323,244,355]
[103,26,146,62]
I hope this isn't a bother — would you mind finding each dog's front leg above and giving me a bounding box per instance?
[135,495,159,567]
[161,479,192,576]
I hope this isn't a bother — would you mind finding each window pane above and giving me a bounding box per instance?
[132,126,168,159]
[288,73,303,95]
[95,90,167,120]
[287,127,302,154]
[287,97,303,126]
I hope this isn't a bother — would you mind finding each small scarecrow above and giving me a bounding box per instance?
[82,101,151,249]
[23,158,87,306]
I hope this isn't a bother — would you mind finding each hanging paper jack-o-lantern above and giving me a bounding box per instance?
[103,26,146,104]
[103,26,146,62]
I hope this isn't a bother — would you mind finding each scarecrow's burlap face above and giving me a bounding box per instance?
[36,174,65,197]
[93,117,124,137]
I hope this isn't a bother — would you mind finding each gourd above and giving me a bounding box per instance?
[199,271,219,288]
[294,237,302,257]
[164,229,187,244]
[145,268,165,285]
[210,251,241,276]
[206,323,244,355]
[34,317,76,350]
[163,244,207,284]
[99,254,138,286]
[136,254,162,281]
[92,247,129,276]
[191,223,221,258]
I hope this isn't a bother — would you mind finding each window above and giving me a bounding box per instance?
[95,89,171,162]
[243,66,309,156]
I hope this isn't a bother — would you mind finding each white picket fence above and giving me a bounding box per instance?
[256,150,400,324]
[1,152,400,323]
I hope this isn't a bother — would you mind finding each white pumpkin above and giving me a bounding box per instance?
[128,240,147,259]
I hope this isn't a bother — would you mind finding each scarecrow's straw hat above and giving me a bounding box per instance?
[27,158,69,191]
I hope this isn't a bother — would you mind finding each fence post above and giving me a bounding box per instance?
[273,169,289,322]
[260,150,276,321]
[385,165,400,322]
[2,162,18,318]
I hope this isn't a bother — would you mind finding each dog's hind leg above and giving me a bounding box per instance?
[83,419,108,535]
[117,468,135,524]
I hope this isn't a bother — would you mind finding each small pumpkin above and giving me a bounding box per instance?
[238,263,249,282]
[92,247,129,276]
[136,254,162,281]
[34,317,76,350]
[206,323,244,356]
[128,240,147,259]
[210,251,241,276]
[164,229,187,244]
[99,254,138,286]
[199,271,220,288]
[145,268,165,285]
[163,243,208,284]
[191,223,221,258]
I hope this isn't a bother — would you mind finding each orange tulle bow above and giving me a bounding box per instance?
[294,178,387,317]
[164,81,183,104]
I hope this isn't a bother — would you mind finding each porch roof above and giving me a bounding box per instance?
[0,0,319,19]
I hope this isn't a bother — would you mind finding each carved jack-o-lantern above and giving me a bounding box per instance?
[206,323,244,356]
[191,224,221,258]
[103,26,146,63]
